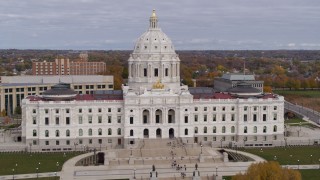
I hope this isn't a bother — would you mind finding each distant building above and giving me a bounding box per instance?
[0,75,113,115]
[214,73,264,93]
[32,53,106,75]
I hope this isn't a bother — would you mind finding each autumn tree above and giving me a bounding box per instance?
[232,161,301,180]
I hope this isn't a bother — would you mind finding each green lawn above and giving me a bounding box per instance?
[274,90,320,98]
[284,118,307,124]
[300,169,320,180]
[244,146,320,165]
[0,152,83,175]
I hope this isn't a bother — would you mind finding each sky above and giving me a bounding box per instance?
[0,0,320,50]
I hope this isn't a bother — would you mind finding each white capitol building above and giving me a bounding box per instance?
[22,10,284,151]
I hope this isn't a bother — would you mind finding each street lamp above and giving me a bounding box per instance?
[56,162,59,173]
[74,142,78,151]
[201,145,203,154]
[36,167,39,179]
[310,155,313,163]
[297,160,300,169]
[215,166,218,177]
[12,169,15,180]
[133,168,136,179]
[274,156,277,161]
[15,163,18,175]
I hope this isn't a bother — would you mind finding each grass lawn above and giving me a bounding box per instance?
[0,152,83,175]
[244,146,320,165]
[284,118,307,124]
[300,169,320,180]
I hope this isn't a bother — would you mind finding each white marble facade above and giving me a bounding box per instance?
[22,10,284,151]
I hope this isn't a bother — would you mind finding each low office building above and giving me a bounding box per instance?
[0,75,113,115]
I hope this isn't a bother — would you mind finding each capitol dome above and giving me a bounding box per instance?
[132,10,175,54]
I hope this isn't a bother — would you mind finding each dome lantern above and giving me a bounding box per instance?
[149,9,158,29]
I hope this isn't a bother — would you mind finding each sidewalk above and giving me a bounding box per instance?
[0,172,59,180]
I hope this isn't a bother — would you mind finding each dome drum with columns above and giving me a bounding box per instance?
[127,10,181,92]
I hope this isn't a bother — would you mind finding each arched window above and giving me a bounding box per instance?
[108,128,112,135]
[45,130,49,137]
[254,126,257,133]
[222,126,226,133]
[263,126,267,133]
[244,126,247,133]
[56,130,60,137]
[79,129,83,136]
[194,127,198,134]
[273,125,277,132]
[130,129,134,136]
[231,126,235,133]
[98,128,102,135]
[66,129,70,137]
[213,126,216,133]
[33,130,37,137]
[185,128,188,135]
[88,128,92,136]
[117,128,121,135]
[204,126,207,133]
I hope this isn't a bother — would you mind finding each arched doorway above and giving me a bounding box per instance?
[156,128,162,138]
[155,109,162,123]
[169,128,174,138]
[143,129,149,138]
[168,109,175,123]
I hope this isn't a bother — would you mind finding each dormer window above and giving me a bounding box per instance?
[144,46,147,49]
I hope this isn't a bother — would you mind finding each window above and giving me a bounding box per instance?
[79,108,82,113]
[79,116,83,124]
[32,109,36,114]
[88,129,92,136]
[253,114,257,122]
[204,115,207,122]
[108,139,112,143]
[45,109,49,114]
[32,140,37,145]
[33,130,37,137]
[204,107,207,111]
[66,109,70,113]
[213,137,216,141]
[108,128,112,135]
[165,68,168,76]
[195,107,198,111]
[130,117,134,124]
[45,130,49,137]
[204,137,207,141]
[243,114,247,122]
[66,130,70,137]
[56,140,59,145]
[222,126,226,133]
[273,125,277,132]
[222,107,225,111]
[66,140,70,145]
[203,127,207,133]
[55,109,59,114]
[79,129,83,136]
[254,126,257,133]
[32,117,37,124]
[231,114,235,121]
[144,68,147,77]
[222,114,225,121]
[88,108,92,113]
[117,128,121,135]
[98,108,102,113]
[194,127,198,133]
[98,139,102,144]
[244,106,248,111]
[44,117,49,125]
[154,68,158,77]
[89,139,92,144]
[66,117,70,125]
[244,126,247,133]
[117,116,121,123]
[185,128,188,135]
[231,106,235,111]
[253,106,257,111]
[98,116,102,123]
[55,117,59,125]
[231,126,235,133]
[273,135,277,140]
[45,141,49,145]
[213,126,216,133]
[263,106,267,111]
[108,116,112,123]
[56,130,60,137]
[273,113,277,120]
[213,107,216,111]
[79,139,83,144]
[254,136,257,141]
[130,130,134,136]
[108,108,111,112]
[263,114,267,121]
[98,128,102,135]
[212,114,216,122]
[184,116,188,123]
[194,115,198,122]
[88,116,92,124]
[274,106,277,110]
[263,126,267,133]
[117,108,121,113]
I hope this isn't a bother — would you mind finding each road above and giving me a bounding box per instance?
[285,101,320,125]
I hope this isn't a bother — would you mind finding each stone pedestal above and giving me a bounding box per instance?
[192,170,201,180]
[199,154,204,163]
[149,171,158,180]
[223,152,229,162]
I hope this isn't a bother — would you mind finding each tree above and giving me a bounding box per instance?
[14,106,22,115]
[232,161,301,180]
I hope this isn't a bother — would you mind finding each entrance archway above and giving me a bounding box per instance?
[156,128,162,138]
[143,129,149,138]
[169,128,174,138]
